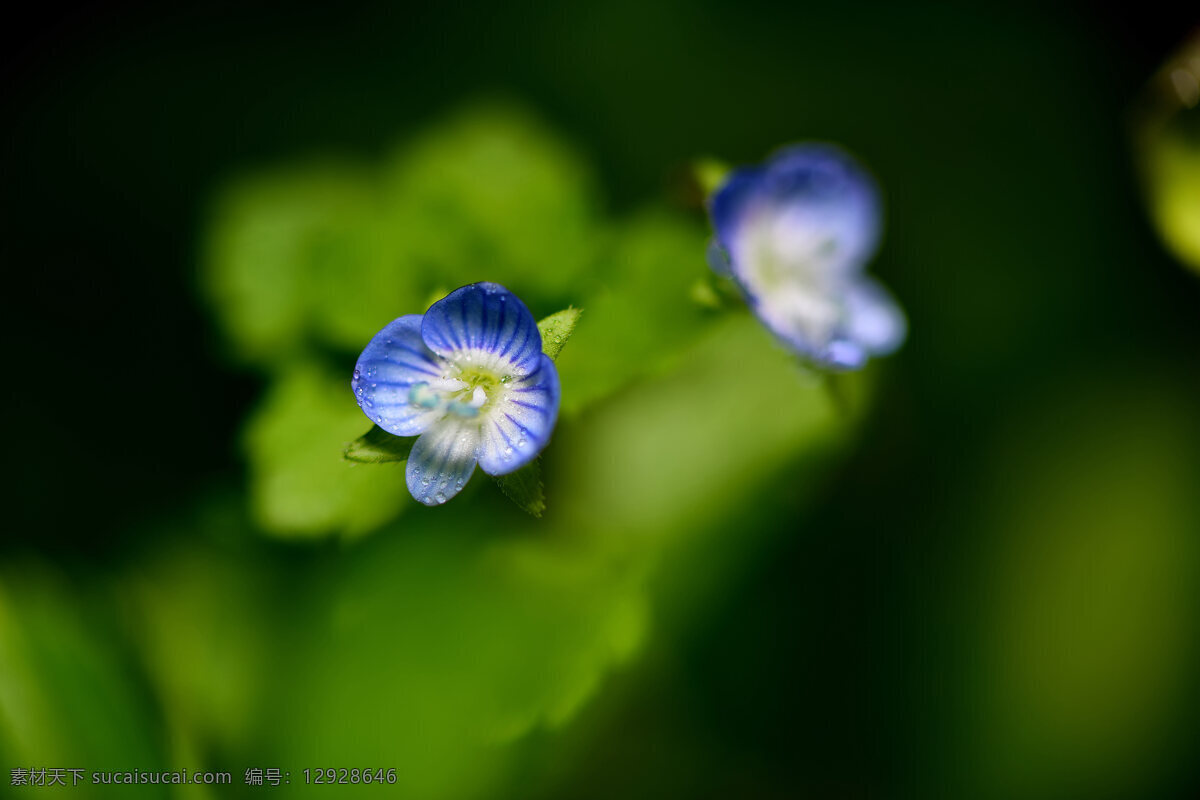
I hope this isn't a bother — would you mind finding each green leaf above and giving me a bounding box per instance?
[0,563,167,782]
[345,425,417,464]
[537,307,582,361]
[383,103,603,303]
[493,459,546,518]
[243,362,407,538]
[554,211,713,415]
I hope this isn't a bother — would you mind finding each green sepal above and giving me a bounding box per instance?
[693,157,732,198]
[344,425,417,464]
[492,458,546,518]
[537,307,581,361]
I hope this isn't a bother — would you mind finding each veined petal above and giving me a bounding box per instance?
[421,282,543,376]
[405,419,480,506]
[352,315,447,436]
[476,354,560,475]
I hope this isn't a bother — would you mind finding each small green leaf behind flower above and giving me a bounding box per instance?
[537,307,582,361]
[344,425,415,464]
[493,458,546,518]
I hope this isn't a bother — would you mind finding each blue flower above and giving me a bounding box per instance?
[352,282,560,506]
[708,144,906,370]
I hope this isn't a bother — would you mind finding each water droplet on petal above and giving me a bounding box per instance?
[435,492,446,503]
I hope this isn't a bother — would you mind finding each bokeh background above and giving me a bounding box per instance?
[3,1,1199,798]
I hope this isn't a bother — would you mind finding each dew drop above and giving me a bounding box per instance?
[421,477,430,487]
[435,492,446,503]
[517,438,527,448]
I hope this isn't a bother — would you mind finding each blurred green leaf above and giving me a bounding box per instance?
[493,458,546,518]
[537,307,582,361]
[938,381,1200,799]
[122,520,275,785]
[1135,36,1200,276]
[202,102,606,372]
[344,424,416,464]
[382,103,605,306]
[202,161,421,365]
[556,209,717,415]
[243,361,408,538]
[557,313,851,535]
[1143,129,1200,274]
[0,564,167,796]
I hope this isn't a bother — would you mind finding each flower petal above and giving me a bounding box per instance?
[757,144,881,271]
[420,282,543,376]
[405,420,480,506]
[744,276,906,371]
[751,275,841,340]
[843,277,907,357]
[352,315,447,436]
[476,354,560,475]
[709,165,766,255]
[816,339,869,371]
[711,145,881,285]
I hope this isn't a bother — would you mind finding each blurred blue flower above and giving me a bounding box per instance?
[708,144,906,370]
[352,282,560,506]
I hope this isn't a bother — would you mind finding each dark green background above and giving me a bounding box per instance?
[4,2,1198,798]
